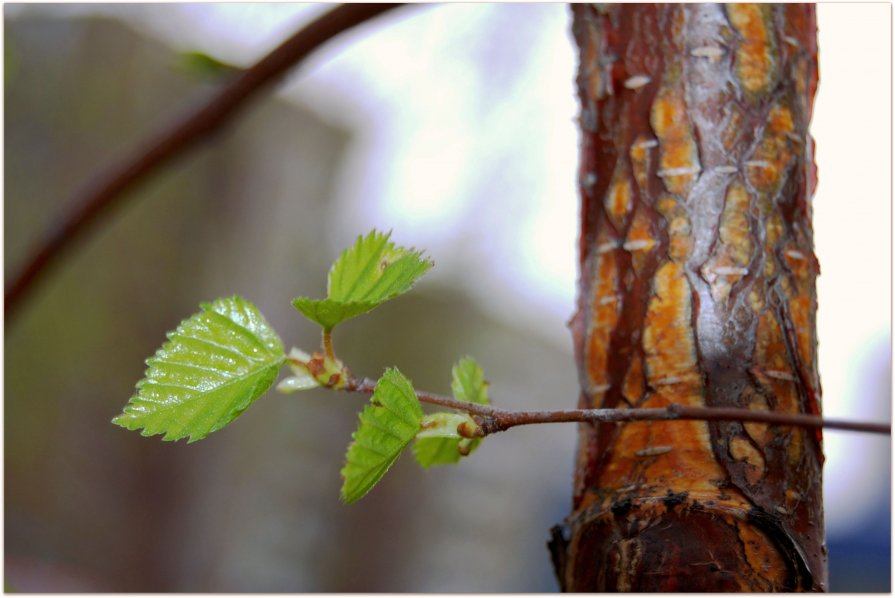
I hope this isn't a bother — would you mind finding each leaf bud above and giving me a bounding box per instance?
[457,420,484,438]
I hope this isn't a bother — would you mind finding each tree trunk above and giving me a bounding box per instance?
[550,4,826,591]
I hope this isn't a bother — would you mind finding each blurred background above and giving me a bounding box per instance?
[4,3,890,592]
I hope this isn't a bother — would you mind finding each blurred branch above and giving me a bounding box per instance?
[5,3,405,320]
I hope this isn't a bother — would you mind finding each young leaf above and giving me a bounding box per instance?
[112,296,285,443]
[412,356,490,468]
[341,368,423,503]
[452,356,490,405]
[292,230,432,331]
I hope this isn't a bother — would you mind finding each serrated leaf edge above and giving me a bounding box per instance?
[112,296,285,442]
[293,230,432,331]
[340,368,423,503]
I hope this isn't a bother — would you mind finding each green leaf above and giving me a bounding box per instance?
[452,356,490,406]
[290,297,377,332]
[327,230,431,302]
[413,436,462,467]
[341,368,423,503]
[112,296,286,443]
[412,357,490,468]
[293,230,432,331]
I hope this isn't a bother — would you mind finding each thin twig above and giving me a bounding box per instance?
[5,3,405,320]
[482,404,892,436]
[342,377,891,436]
[345,377,500,417]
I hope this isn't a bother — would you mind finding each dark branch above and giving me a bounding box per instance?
[483,404,892,436]
[345,377,501,418]
[5,3,405,320]
[342,377,891,436]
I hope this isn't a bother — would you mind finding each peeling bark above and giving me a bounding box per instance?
[551,4,825,591]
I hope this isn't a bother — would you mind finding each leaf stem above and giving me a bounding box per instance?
[342,377,890,436]
[322,329,336,363]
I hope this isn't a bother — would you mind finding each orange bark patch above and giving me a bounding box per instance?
[667,220,692,261]
[736,519,790,590]
[650,83,700,197]
[598,390,725,495]
[729,436,766,485]
[727,4,779,100]
[742,387,773,447]
[721,104,746,153]
[787,429,805,468]
[719,179,753,264]
[624,206,657,275]
[776,277,818,398]
[788,295,814,375]
[764,207,784,246]
[760,208,784,277]
[746,103,796,195]
[657,195,692,262]
[629,135,657,193]
[622,353,646,405]
[586,246,620,401]
[604,166,634,231]
[784,487,802,513]
[701,179,753,303]
[643,261,700,386]
[748,288,765,312]
[753,309,791,376]
[782,244,812,290]
[768,101,795,135]
[752,310,799,416]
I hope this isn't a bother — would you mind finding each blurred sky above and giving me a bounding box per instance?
[7,1,890,540]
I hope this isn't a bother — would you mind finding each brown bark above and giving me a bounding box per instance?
[550,4,825,591]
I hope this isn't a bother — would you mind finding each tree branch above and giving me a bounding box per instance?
[345,377,500,417]
[5,3,405,320]
[478,404,891,436]
[343,376,891,436]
